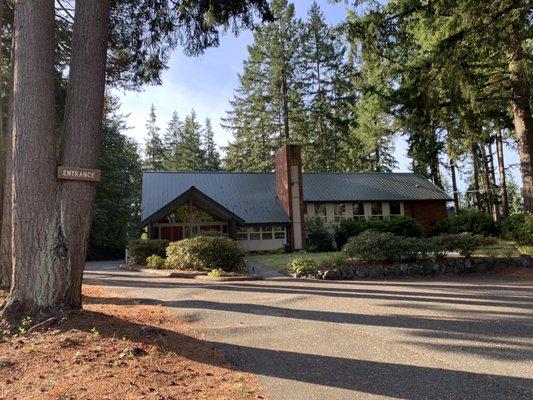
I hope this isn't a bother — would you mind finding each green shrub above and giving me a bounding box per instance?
[127,239,169,264]
[287,256,318,275]
[427,233,484,258]
[453,233,484,257]
[426,235,455,259]
[146,254,165,269]
[305,217,333,252]
[165,235,245,272]
[334,216,422,248]
[192,231,227,238]
[432,208,497,236]
[342,230,424,263]
[207,268,224,277]
[319,252,349,269]
[501,213,533,245]
[334,219,369,249]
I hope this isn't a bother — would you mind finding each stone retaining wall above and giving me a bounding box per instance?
[299,255,533,280]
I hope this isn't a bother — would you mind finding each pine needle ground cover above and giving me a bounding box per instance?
[0,286,262,400]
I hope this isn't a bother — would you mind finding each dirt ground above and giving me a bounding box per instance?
[0,286,264,400]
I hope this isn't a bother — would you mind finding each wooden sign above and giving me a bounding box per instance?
[58,166,101,182]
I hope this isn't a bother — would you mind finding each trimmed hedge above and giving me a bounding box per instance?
[334,216,422,248]
[165,235,245,272]
[342,230,484,262]
[432,208,497,236]
[127,239,169,264]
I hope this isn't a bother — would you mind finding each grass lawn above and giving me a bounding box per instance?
[474,240,520,257]
[247,251,337,270]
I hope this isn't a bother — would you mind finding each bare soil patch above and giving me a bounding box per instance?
[0,285,263,400]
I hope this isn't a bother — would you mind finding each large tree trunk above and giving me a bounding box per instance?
[450,159,460,213]
[508,41,533,213]
[487,141,500,221]
[480,143,498,222]
[0,0,8,290]
[1,0,65,318]
[59,0,110,309]
[0,50,12,290]
[471,144,481,209]
[495,122,509,218]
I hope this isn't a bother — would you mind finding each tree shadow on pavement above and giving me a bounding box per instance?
[58,309,533,400]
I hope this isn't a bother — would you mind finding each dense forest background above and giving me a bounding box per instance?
[88,0,530,258]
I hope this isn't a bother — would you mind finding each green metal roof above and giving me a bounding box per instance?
[140,171,451,226]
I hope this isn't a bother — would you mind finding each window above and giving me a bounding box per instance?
[353,202,365,218]
[249,226,261,240]
[273,226,285,240]
[262,227,273,240]
[236,227,248,240]
[334,203,349,223]
[389,202,401,215]
[314,204,327,218]
[371,202,383,218]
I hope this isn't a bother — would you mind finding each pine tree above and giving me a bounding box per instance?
[299,1,350,172]
[224,0,304,171]
[202,118,221,171]
[178,110,204,170]
[344,0,531,211]
[143,104,165,171]
[163,111,183,170]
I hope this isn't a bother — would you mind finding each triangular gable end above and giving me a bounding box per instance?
[139,186,245,227]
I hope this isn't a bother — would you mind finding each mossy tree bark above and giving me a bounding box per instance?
[1,0,110,318]
[59,0,110,309]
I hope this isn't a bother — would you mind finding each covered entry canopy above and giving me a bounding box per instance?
[140,185,245,228]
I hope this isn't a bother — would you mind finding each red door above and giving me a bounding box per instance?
[160,227,183,241]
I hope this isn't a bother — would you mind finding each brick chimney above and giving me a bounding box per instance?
[275,144,305,250]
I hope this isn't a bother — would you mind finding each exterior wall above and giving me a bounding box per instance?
[238,238,287,252]
[236,225,288,252]
[403,201,448,234]
[305,201,405,223]
[305,200,448,235]
[275,144,305,250]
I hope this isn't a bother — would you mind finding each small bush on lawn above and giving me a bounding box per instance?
[165,235,245,272]
[334,216,422,248]
[501,213,533,245]
[319,252,349,270]
[305,217,333,252]
[207,268,224,277]
[427,233,484,258]
[128,239,169,264]
[432,208,497,236]
[146,254,165,269]
[287,256,318,275]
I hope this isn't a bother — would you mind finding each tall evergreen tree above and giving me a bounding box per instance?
[178,110,205,170]
[202,118,221,171]
[89,98,142,260]
[163,111,183,170]
[224,0,304,171]
[299,2,350,172]
[143,104,165,171]
[344,0,532,212]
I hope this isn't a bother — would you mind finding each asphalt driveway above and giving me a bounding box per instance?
[85,262,533,400]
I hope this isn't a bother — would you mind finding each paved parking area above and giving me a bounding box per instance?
[85,262,533,400]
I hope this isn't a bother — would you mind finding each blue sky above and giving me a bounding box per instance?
[113,0,522,191]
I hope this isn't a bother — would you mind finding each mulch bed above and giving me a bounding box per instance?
[0,286,264,400]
